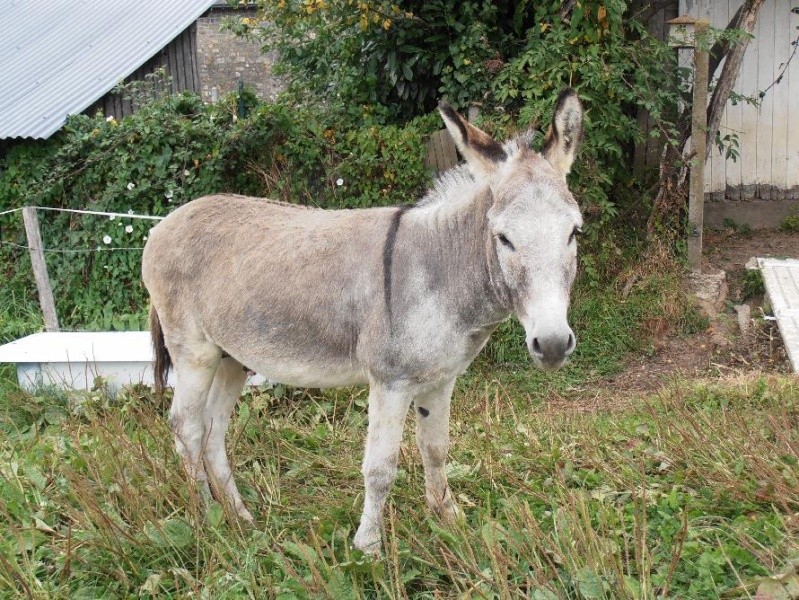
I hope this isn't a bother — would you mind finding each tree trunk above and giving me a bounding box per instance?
[705,0,764,160]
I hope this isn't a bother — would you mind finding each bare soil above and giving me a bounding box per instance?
[603,228,799,394]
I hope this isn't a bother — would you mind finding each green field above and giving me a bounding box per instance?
[2,365,798,599]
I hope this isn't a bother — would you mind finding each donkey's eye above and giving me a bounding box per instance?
[569,227,583,244]
[497,233,515,251]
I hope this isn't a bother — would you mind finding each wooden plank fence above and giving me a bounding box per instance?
[424,129,459,173]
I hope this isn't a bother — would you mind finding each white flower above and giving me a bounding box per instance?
[125,225,133,233]
[127,209,134,215]
[142,235,148,241]
[109,215,115,221]
[336,178,344,186]
[183,169,190,176]
[164,190,173,200]
[126,182,135,190]
[102,235,112,245]
[106,115,115,122]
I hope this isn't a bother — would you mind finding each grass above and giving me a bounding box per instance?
[1,370,799,599]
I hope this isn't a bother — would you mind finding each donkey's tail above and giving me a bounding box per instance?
[149,305,172,397]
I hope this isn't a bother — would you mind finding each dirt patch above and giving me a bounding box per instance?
[602,228,797,394]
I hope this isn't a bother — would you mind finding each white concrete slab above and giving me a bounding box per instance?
[0,332,265,392]
[758,258,799,372]
[0,331,153,364]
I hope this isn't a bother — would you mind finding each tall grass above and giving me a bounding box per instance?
[1,373,797,598]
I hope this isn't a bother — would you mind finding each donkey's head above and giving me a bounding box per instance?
[440,90,584,369]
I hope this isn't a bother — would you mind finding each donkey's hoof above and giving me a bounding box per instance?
[428,488,462,524]
[236,506,255,524]
[353,526,382,556]
[433,500,462,524]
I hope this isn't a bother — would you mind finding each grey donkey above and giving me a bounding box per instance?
[142,88,584,554]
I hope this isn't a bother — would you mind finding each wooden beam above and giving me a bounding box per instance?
[22,207,60,331]
[688,22,709,273]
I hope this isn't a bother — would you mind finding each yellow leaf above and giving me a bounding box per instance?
[598,5,608,28]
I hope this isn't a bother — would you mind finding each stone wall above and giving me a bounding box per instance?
[196,6,284,103]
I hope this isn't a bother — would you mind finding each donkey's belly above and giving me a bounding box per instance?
[237,353,368,388]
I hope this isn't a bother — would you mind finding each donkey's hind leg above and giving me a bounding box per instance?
[169,341,221,498]
[203,356,252,522]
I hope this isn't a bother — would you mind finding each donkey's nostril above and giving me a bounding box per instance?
[565,333,576,355]
[532,337,543,356]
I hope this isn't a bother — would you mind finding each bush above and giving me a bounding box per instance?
[0,91,436,333]
[490,4,678,237]
[245,0,681,264]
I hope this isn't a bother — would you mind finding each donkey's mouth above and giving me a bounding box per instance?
[530,354,569,371]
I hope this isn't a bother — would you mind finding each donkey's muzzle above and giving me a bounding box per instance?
[530,329,576,370]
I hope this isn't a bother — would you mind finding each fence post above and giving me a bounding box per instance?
[687,21,709,273]
[22,207,60,332]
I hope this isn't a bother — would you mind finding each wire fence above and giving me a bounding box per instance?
[0,206,163,253]
[1,205,164,332]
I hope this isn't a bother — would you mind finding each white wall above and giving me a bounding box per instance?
[682,0,799,200]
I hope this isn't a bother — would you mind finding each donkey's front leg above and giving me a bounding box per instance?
[353,381,413,554]
[414,378,460,522]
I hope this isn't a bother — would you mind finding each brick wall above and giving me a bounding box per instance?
[196,6,284,102]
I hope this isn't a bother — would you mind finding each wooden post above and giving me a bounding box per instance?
[22,207,60,331]
[687,21,709,273]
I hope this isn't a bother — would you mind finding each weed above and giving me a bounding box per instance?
[742,269,766,300]
[722,218,753,237]
[779,213,799,233]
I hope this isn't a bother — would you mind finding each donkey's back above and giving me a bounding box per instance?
[142,194,394,387]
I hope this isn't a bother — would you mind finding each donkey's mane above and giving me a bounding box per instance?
[415,132,534,209]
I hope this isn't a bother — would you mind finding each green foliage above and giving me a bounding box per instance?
[252,0,681,250]
[714,130,741,162]
[742,269,766,301]
[255,0,518,121]
[780,212,799,233]
[490,4,678,238]
[723,217,753,236]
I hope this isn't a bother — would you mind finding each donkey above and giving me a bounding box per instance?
[141,88,583,554]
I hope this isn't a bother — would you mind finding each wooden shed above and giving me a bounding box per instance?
[0,0,216,140]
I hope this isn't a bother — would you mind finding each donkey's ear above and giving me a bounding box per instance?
[439,101,507,178]
[542,88,583,176]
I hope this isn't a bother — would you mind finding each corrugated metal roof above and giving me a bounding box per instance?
[0,0,217,140]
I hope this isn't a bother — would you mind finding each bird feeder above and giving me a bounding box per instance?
[666,15,698,48]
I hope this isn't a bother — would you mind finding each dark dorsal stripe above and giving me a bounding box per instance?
[383,205,411,328]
